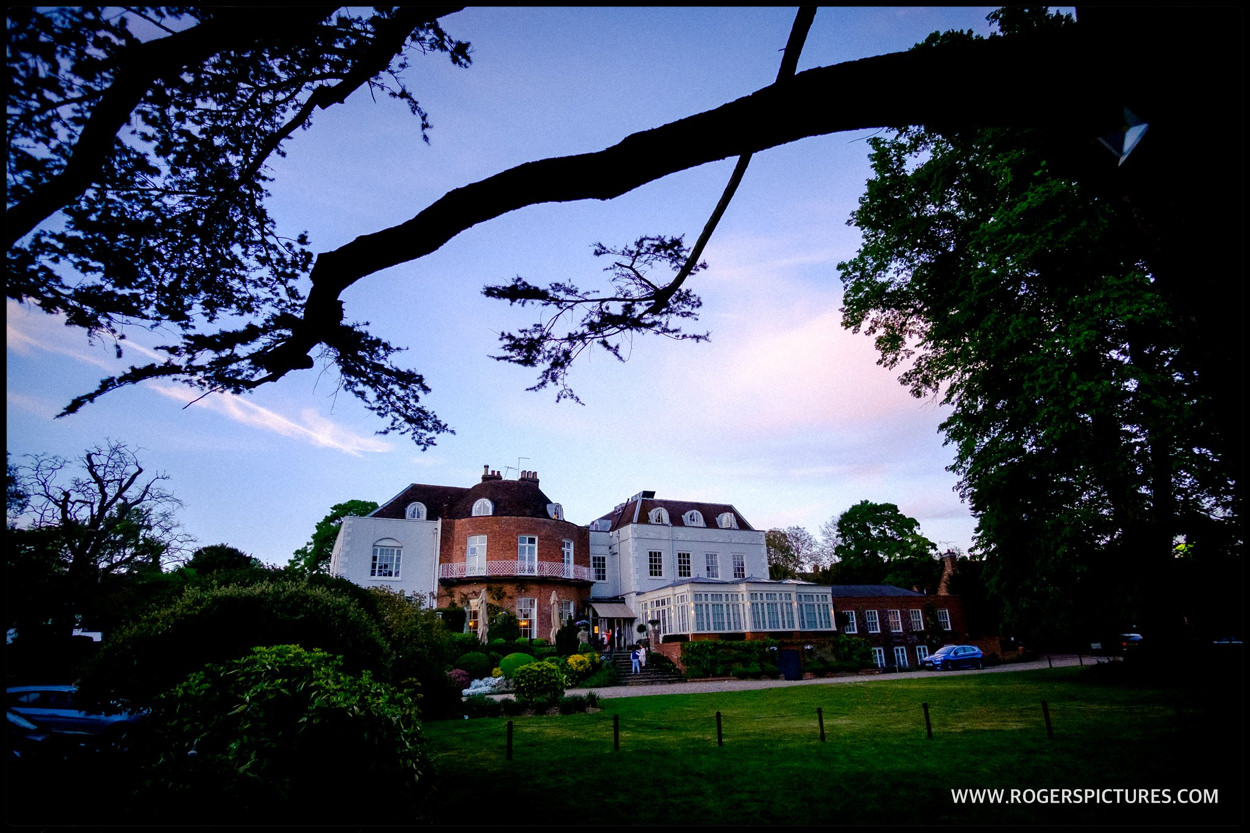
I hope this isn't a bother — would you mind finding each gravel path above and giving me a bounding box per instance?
[564,653,1108,700]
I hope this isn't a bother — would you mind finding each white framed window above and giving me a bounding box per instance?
[797,592,832,629]
[704,552,719,578]
[843,610,857,634]
[405,502,426,520]
[677,551,691,578]
[909,609,924,631]
[894,646,909,668]
[558,599,574,626]
[938,609,952,631]
[518,536,537,575]
[592,553,607,582]
[370,541,401,578]
[865,609,880,633]
[649,507,670,525]
[916,645,930,663]
[648,550,663,578]
[887,609,902,632]
[716,512,738,529]
[516,598,536,640]
[472,498,493,516]
[547,503,564,520]
[871,647,886,668]
[561,539,574,577]
[732,553,746,580]
[683,510,705,527]
[466,535,486,575]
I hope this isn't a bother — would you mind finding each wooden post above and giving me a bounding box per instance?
[1041,700,1053,739]
[922,702,933,739]
[613,713,620,751]
[817,707,826,742]
[506,719,514,760]
[716,711,723,747]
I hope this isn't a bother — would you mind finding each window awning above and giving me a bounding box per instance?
[590,602,637,619]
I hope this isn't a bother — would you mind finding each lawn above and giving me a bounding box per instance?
[423,664,1242,826]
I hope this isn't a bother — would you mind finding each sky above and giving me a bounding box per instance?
[7,7,1010,567]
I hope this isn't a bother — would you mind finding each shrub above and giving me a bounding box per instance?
[565,652,592,679]
[447,668,472,691]
[513,661,565,705]
[499,652,536,679]
[132,645,428,825]
[455,651,494,680]
[580,662,619,688]
[463,694,502,718]
[489,612,520,642]
[557,693,600,714]
[78,581,391,712]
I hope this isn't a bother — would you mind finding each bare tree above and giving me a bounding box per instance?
[15,440,193,588]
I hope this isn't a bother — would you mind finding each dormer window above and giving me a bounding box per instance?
[648,507,670,525]
[547,503,564,521]
[683,510,705,527]
[472,498,493,516]
[717,512,739,530]
[405,502,427,521]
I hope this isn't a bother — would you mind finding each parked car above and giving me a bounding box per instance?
[1090,631,1143,656]
[6,685,142,737]
[922,644,984,671]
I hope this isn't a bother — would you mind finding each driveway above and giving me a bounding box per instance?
[566,653,1111,700]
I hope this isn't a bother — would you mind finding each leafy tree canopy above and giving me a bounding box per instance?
[7,7,1238,448]
[289,499,379,574]
[830,500,939,588]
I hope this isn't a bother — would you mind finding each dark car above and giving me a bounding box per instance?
[6,685,142,737]
[1090,632,1143,656]
[922,644,984,671]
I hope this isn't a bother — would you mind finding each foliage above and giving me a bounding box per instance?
[565,652,594,681]
[484,235,708,403]
[512,660,566,704]
[447,668,472,691]
[366,586,458,718]
[455,651,495,680]
[8,7,471,447]
[499,651,537,679]
[78,580,390,712]
[180,543,269,587]
[766,526,821,578]
[489,611,521,642]
[440,604,467,634]
[580,662,619,689]
[837,8,1238,642]
[680,640,784,679]
[557,692,600,714]
[288,499,378,574]
[554,619,583,655]
[132,645,429,825]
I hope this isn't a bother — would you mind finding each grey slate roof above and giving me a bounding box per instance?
[828,585,927,598]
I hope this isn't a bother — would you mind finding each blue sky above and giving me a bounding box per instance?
[7,7,1006,566]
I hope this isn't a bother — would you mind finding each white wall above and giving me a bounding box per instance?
[329,516,441,602]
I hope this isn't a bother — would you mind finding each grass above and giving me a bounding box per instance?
[424,665,1243,826]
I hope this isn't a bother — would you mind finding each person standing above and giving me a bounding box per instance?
[638,643,647,669]
[630,646,640,674]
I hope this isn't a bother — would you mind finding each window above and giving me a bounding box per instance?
[937,609,952,631]
[871,647,886,668]
[683,510,705,527]
[797,592,832,629]
[909,609,924,631]
[887,609,902,632]
[472,498,493,516]
[843,610,857,634]
[694,591,745,632]
[561,539,574,577]
[716,512,738,529]
[518,536,537,575]
[547,503,564,520]
[865,609,880,633]
[705,552,719,578]
[732,553,746,579]
[748,591,795,630]
[893,646,909,668]
[466,535,486,575]
[370,541,401,578]
[516,598,536,640]
[592,553,607,582]
[558,599,574,626]
[405,502,426,520]
[677,551,691,578]
[649,507,670,525]
[916,645,930,664]
[648,550,663,578]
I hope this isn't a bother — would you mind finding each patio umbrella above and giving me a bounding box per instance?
[549,591,561,642]
[475,588,489,643]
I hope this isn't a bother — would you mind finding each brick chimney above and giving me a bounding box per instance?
[937,551,959,595]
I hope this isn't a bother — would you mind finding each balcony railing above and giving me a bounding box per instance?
[439,561,594,582]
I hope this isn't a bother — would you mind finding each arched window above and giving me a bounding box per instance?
[472,498,493,516]
[547,503,564,520]
[648,507,670,525]
[370,539,402,579]
[405,502,426,520]
[683,510,705,527]
[717,512,739,530]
